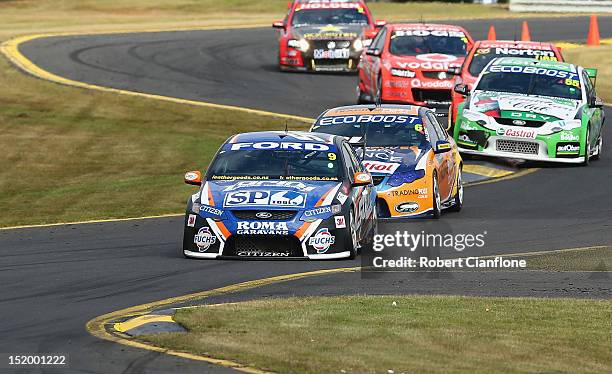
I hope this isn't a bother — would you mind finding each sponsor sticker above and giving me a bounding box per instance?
[223,181,316,192]
[224,190,307,208]
[187,214,197,227]
[334,216,346,229]
[363,160,401,174]
[395,202,419,213]
[336,191,348,204]
[319,114,420,126]
[496,127,537,139]
[194,227,216,252]
[229,142,331,151]
[314,48,350,59]
[236,221,289,235]
[560,132,579,141]
[557,143,580,154]
[309,228,336,254]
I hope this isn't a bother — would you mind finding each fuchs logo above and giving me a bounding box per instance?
[194,227,216,252]
[309,228,336,254]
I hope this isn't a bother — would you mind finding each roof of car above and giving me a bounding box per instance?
[318,104,422,118]
[387,23,467,31]
[474,40,558,48]
[227,131,337,145]
[493,57,575,70]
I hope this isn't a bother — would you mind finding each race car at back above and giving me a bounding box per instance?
[448,40,564,124]
[273,0,384,72]
[453,58,605,164]
[357,23,473,116]
[182,131,377,259]
[311,105,463,218]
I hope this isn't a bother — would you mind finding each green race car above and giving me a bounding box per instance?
[452,57,605,164]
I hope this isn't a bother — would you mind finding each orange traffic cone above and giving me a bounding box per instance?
[521,21,531,41]
[587,14,600,46]
[487,25,497,40]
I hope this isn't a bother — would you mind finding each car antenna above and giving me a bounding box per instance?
[279,121,289,139]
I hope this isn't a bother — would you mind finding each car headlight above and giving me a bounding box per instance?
[462,109,489,125]
[287,39,309,52]
[353,38,363,52]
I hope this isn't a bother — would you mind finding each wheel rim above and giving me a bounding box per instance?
[350,210,358,250]
[457,170,463,205]
[434,177,440,213]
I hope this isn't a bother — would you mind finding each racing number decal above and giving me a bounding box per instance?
[328,152,337,161]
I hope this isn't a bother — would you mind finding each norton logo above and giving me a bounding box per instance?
[194,227,216,252]
[395,202,419,213]
[308,228,335,254]
[255,212,273,219]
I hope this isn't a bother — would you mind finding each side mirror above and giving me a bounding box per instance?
[366,48,381,57]
[375,20,386,28]
[589,96,604,108]
[184,170,203,186]
[454,83,469,96]
[447,66,461,76]
[434,140,452,154]
[585,68,598,79]
[272,21,285,29]
[352,171,372,187]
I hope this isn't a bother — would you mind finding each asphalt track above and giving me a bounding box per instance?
[1,16,611,373]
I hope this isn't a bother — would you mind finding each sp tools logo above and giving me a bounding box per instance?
[224,190,307,208]
[194,227,216,252]
[309,228,336,254]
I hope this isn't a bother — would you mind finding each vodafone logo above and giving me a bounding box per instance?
[416,54,458,63]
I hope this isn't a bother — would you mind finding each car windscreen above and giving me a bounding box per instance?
[389,30,468,56]
[312,114,428,147]
[468,47,559,76]
[291,9,369,27]
[476,65,582,100]
[208,142,341,181]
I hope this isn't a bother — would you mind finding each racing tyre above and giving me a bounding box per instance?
[375,74,383,103]
[449,167,463,212]
[346,209,359,259]
[432,174,442,219]
[592,135,603,161]
[581,127,591,166]
[357,86,369,104]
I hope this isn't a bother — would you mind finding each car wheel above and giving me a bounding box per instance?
[449,167,463,212]
[592,135,603,161]
[581,127,591,166]
[432,174,442,219]
[357,85,369,104]
[346,209,358,259]
[375,74,383,103]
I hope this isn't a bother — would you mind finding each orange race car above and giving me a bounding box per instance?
[311,104,463,218]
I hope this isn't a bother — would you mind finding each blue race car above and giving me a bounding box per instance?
[182,131,377,259]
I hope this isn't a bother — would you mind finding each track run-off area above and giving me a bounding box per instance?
[1,16,611,373]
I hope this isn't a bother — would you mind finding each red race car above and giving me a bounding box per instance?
[448,40,564,125]
[357,23,473,117]
[273,0,385,73]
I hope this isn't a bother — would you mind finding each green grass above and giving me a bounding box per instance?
[564,45,612,102]
[0,1,599,227]
[521,246,612,272]
[144,295,612,373]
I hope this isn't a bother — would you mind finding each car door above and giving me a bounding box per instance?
[362,27,387,96]
[426,111,455,201]
[582,70,604,143]
[341,142,373,239]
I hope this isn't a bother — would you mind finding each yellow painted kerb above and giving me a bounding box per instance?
[86,267,358,374]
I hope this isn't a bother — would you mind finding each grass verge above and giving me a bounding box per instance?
[564,44,612,102]
[144,295,612,373]
[521,246,612,272]
[0,1,602,227]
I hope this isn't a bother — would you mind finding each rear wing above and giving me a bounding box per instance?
[585,68,598,87]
